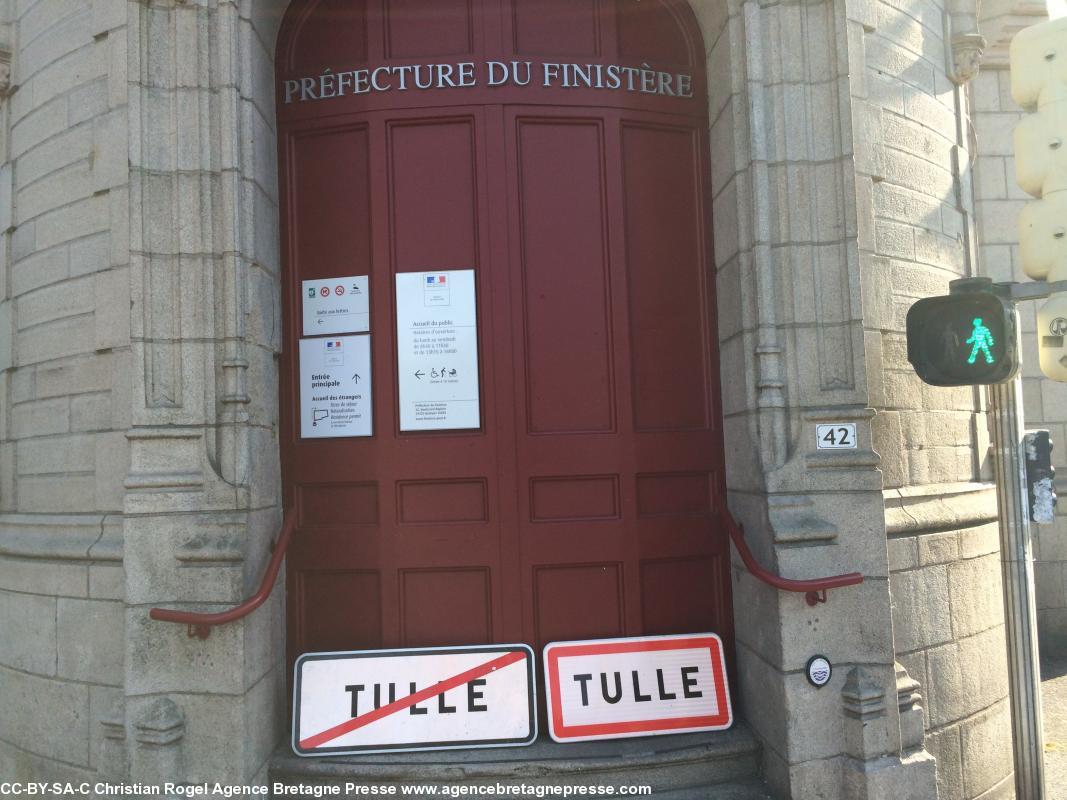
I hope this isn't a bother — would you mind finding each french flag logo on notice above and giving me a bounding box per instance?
[326,340,341,349]
[426,275,447,285]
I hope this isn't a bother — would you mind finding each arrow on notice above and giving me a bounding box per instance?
[414,370,425,380]
[352,373,361,384]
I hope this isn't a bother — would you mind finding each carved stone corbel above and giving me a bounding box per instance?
[947,0,987,83]
[951,32,987,84]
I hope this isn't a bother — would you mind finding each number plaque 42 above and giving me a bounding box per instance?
[816,423,857,450]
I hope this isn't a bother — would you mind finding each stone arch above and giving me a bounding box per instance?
[116,0,781,785]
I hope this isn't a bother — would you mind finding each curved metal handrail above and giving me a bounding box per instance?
[723,511,863,605]
[150,510,298,639]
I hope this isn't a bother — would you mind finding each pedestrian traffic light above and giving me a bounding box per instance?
[1024,430,1057,524]
[906,281,1020,386]
[1011,18,1067,381]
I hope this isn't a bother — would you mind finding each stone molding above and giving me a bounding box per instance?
[766,494,839,544]
[132,697,185,786]
[842,666,887,722]
[134,698,185,747]
[838,664,940,798]
[842,666,892,763]
[979,0,1049,67]
[883,481,999,536]
[0,513,123,562]
[99,699,129,781]
[895,662,925,754]
[175,531,244,565]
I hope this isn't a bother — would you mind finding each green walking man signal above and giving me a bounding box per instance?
[966,318,996,365]
[906,278,1020,386]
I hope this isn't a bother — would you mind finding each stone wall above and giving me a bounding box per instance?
[854,0,1015,796]
[0,0,130,782]
[971,5,1067,655]
[0,0,289,784]
[886,487,1013,799]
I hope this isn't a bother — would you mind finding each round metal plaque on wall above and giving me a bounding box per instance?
[806,656,832,688]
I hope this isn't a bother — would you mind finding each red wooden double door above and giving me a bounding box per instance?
[278,0,733,672]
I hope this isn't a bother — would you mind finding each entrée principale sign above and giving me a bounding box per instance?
[283,60,695,104]
[293,645,536,756]
[299,335,372,438]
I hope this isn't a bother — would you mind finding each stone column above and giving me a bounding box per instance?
[689,0,940,796]
[122,0,285,784]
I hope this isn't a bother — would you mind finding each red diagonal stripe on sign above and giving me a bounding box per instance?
[299,650,526,750]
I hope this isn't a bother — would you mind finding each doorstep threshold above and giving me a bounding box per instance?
[268,721,760,782]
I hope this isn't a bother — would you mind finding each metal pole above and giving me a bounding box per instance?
[989,374,1046,799]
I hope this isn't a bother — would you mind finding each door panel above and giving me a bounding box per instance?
[621,123,711,432]
[297,570,381,653]
[502,107,726,652]
[534,563,626,645]
[399,567,492,646]
[516,118,615,435]
[384,0,476,59]
[512,0,602,57]
[289,126,373,286]
[389,119,479,272]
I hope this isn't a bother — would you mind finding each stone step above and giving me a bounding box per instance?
[269,723,765,798]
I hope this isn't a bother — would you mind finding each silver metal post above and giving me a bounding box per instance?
[988,374,1046,799]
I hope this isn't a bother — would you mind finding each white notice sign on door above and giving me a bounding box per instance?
[396,270,480,431]
[299,335,372,438]
[302,275,370,336]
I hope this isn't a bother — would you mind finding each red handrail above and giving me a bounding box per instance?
[150,510,298,639]
[723,511,863,605]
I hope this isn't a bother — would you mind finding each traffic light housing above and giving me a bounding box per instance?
[1012,18,1067,381]
[1024,430,1057,524]
[906,280,1020,386]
